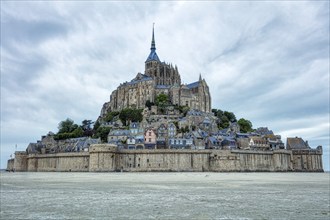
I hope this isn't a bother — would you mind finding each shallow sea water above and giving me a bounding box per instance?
[0,172,329,219]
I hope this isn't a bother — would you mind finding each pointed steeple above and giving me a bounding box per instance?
[199,73,202,81]
[146,23,160,63]
[151,23,156,50]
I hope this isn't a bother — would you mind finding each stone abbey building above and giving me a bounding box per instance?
[100,27,211,117]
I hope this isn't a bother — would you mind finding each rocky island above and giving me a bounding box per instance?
[7,27,323,172]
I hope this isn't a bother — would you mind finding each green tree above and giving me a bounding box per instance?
[145,100,154,110]
[81,119,94,137]
[105,111,120,122]
[219,115,230,129]
[238,118,253,133]
[93,120,101,131]
[58,118,78,134]
[155,94,169,114]
[178,105,190,117]
[155,94,169,106]
[72,127,84,138]
[119,108,143,126]
[224,111,237,122]
[94,127,111,143]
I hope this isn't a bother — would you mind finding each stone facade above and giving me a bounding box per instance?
[7,146,323,172]
[100,27,211,118]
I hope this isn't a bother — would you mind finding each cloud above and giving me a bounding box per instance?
[1,1,329,170]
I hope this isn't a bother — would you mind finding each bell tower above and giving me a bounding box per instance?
[145,24,160,77]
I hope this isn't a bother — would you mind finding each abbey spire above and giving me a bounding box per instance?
[146,24,160,62]
[151,23,156,50]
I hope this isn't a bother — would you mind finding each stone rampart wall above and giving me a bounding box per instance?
[6,159,14,171]
[27,152,89,172]
[14,152,27,171]
[292,150,323,172]
[7,145,323,172]
[88,146,295,172]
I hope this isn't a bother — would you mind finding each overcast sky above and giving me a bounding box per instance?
[1,1,329,170]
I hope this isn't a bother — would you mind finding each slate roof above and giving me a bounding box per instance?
[109,130,130,136]
[155,85,171,89]
[186,81,199,89]
[127,74,153,85]
[287,137,309,150]
[146,48,159,61]
[187,110,203,116]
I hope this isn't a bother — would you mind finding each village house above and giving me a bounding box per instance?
[144,128,157,149]
[167,122,177,138]
[107,130,130,143]
[157,124,167,149]
[135,135,145,149]
[130,122,144,135]
[127,136,136,149]
[221,137,237,149]
[249,136,270,150]
[169,137,193,149]
[206,136,222,149]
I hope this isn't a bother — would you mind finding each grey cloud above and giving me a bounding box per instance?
[1,17,68,48]
[1,1,329,170]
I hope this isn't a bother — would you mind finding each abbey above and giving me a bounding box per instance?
[100,27,211,117]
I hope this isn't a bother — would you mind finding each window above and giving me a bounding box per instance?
[149,138,151,142]
[149,132,151,136]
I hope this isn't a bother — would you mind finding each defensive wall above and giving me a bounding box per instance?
[7,144,323,172]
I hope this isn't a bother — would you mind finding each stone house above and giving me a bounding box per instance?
[127,136,136,149]
[107,130,130,143]
[169,138,193,149]
[130,122,144,135]
[286,137,310,150]
[144,128,157,149]
[157,124,167,149]
[206,136,222,149]
[236,138,250,150]
[249,137,270,150]
[167,122,177,138]
[135,135,145,149]
[221,137,237,149]
[192,131,205,149]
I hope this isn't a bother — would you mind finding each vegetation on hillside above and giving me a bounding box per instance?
[237,118,253,133]
[54,118,93,140]
[212,108,253,132]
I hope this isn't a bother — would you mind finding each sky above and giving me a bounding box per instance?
[1,1,329,170]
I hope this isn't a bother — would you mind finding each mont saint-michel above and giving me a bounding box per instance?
[7,27,323,172]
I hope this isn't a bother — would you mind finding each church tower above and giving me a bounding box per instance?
[145,24,160,76]
[145,25,181,86]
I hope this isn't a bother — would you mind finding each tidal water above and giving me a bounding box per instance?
[0,172,329,220]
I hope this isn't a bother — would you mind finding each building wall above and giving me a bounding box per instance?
[8,145,323,172]
[292,150,323,171]
[89,144,117,172]
[6,159,14,171]
[27,152,89,172]
[88,146,298,172]
[13,152,28,171]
